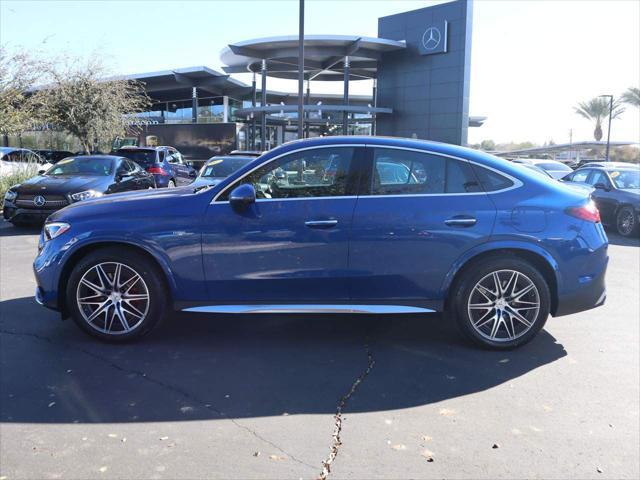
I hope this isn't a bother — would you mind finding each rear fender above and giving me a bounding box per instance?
[440,240,560,297]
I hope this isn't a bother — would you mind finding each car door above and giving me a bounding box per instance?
[201,146,362,305]
[586,170,617,223]
[348,147,497,308]
[110,159,137,194]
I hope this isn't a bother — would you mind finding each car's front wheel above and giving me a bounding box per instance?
[66,247,168,342]
[452,257,550,349]
[616,205,638,237]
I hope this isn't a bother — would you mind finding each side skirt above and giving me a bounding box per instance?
[181,304,436,314]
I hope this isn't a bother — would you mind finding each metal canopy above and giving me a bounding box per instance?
[220,35,406,81]
[123,66,250,98]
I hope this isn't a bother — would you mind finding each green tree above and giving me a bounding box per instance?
[37,57,150,153]
[574,97,625,141]
[0,45,45,144]
[480,139,496,151]
[621,87,640,108]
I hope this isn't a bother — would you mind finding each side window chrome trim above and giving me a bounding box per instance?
[212,195,358,205]
[211,144,364,203]
[363,144,523,195]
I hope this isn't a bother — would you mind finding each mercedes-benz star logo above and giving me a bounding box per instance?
[33,195,46,207]
[422,26,441,51]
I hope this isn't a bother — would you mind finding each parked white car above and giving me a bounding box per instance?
[0,147,53,177]
[511,158,573,179]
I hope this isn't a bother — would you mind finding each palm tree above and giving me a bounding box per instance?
[574,97,625,141]
[621,87,640,108]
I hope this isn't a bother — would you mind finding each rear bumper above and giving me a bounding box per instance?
[554,255,608,316]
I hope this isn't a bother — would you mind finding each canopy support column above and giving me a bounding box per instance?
[305,79,311,138]
[191,87,198,124]
[372,78,377,136]
[261,59,267,149]
[251,72,257,150]
[342,56,350,135]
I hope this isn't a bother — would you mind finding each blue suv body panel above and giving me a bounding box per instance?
[34,136,607,320]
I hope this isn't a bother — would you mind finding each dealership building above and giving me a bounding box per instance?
[26,0,485,161]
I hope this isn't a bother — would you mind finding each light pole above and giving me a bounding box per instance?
[599,94,613,162]
[297,0,305,139]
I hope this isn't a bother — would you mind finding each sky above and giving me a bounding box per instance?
[1,0,639,145]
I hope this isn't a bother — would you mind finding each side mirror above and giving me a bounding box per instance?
[229,183,256,212]
[594,182,610,191]
[38,169,46,175]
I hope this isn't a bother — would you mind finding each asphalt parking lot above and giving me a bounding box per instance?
[0,221,638,480]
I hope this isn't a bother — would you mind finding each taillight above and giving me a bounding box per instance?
[566,201,601,223]
[147,166,168,175]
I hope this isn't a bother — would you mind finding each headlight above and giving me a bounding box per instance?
[44,222,70,241]
[70,190,103,202]
[4,189,17,201]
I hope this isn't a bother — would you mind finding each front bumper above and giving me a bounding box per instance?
[3,201,61,223]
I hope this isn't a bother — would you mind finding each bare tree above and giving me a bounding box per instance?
[0,45,46,144]
[37,57,150,153]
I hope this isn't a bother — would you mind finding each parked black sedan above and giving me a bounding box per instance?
[563,164,640,236]
[3,155,155,225]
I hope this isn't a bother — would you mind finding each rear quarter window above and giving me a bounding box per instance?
[471,165,514,192]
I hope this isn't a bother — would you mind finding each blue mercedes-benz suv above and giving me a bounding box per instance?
[33,137,608,349]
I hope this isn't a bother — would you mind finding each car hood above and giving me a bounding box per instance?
[16,175,109,195]
[48,185,210,223]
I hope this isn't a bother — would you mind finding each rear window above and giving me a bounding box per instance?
[116,150,157,167]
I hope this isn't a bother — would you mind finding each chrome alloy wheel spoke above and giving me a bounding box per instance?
[76,262,150,335]
[468,269,540,343]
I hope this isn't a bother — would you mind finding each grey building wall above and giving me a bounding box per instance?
[376,0,473,145]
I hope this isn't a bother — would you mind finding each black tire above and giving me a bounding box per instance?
[615,205,639,237]
[66,247,168,343]
[452,257,551,350]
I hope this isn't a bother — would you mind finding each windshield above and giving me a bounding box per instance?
[116,150,156,167]
[610,169,640,190]
[200,157,252,178]
[537,162,572,172]
[45,157,114,176]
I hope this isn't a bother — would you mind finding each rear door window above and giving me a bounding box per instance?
[367,148,482,195]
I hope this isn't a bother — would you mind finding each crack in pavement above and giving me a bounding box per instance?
[0,328,316,471]
[317,340,375,480]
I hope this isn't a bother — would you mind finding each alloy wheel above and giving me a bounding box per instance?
[467,269,540,342]
[76,262,150,335]
[617,208,635,236]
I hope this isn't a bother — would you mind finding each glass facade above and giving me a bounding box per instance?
[129,96,243,124]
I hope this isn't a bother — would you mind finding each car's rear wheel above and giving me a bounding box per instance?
[66,248,168,342]
[616,206,638,237]
[167,180,176,188]
[452,257,550,349]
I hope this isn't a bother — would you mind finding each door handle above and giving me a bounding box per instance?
[445,216,477,227]
[305,219,338,228]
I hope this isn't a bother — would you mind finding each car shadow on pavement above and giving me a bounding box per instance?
[0,295,567,424]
